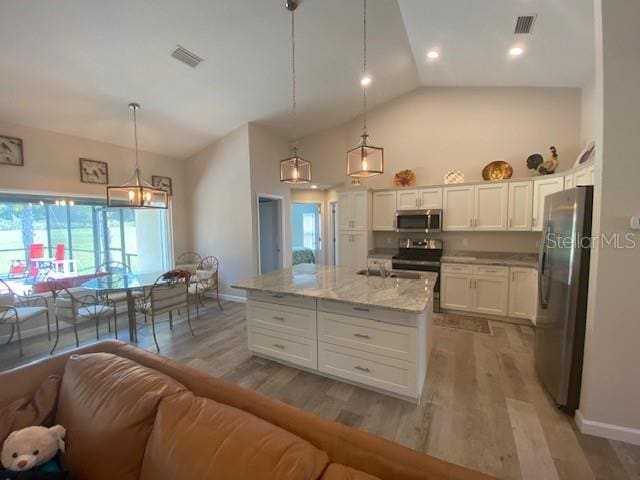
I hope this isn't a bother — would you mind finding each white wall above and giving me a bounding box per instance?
[297,87,582,189]
[581,73,597,145]
[0,120,188,256]
[577,0,640,445]
[187,124,253,297]
[248,123,293,273]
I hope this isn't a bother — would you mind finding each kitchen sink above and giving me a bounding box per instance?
[355,269,424,280]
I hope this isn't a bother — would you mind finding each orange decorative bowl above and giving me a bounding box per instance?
[393,169,416,187]
[482,161,513,181]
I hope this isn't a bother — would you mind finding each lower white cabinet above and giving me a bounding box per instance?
[508,267,538,322]
[246,296,429,401]
[441,263,536,321]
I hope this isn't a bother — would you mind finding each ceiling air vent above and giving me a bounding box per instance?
[514,15,537,34]
[170,45,204,68]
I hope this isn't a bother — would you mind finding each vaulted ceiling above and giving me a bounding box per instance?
[0,0,594,159]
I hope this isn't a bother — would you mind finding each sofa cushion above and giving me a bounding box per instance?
[0,375,60,445]
[55,353,186,480]
[320,464,381,480]
[139,392,330,480]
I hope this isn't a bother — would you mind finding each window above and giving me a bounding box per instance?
[291,203,321,265]
[302,213,316,250]
[0,194,171,294]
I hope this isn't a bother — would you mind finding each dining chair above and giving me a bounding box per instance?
[175,251,202,276]
[188,255,223,318]
[95,261,143,315]
[47,278,116,354]
[0,279,50,356]
[134,270,193,352]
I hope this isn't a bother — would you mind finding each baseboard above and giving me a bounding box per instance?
[575,410,640,446]
[218,292,246,304]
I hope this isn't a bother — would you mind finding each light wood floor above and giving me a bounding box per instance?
[1,300,639,480]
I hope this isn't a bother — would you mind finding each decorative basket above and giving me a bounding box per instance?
[393,169,416,187]
[444,170,465,184]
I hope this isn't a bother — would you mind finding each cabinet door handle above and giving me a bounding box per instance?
[508,218,513,228]
[532,217,536,226]
[353,333,371,339]
[354,365,371,373]
[272,343,285,349]
[272,316,285,321]
[353,306,370,312]
[512,271,516,281]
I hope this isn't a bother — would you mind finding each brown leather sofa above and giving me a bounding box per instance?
[0,340,495,480]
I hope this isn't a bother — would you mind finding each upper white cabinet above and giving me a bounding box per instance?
[474,183,508,230]
[532,176,564,231]
[574,165,595,186]
[507,181,533,231]
[372,191,397,231]
[443,185,474,231]
[338,191,368,231]
[444,184,507,231]
[396,188,442,210]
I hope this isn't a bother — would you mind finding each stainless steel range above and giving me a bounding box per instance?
[392,238,443,312]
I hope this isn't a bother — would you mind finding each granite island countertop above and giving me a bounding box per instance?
[441,250,538,268]
[232,264,437,314]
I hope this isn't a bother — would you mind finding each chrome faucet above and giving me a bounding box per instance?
[379,262,387,278]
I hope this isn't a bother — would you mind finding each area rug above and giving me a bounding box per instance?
[434,314,492,335]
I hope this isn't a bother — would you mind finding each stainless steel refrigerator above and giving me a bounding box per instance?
[535,186,593,412]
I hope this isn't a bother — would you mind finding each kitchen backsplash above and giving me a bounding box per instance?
[373,231,540,254]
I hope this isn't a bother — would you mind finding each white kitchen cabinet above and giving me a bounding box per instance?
[574,165,594,186]
[508,267,538,322]
[507,181,533,231]
[372,191,397,231]
[532,176,564,231]
[564,173,574,189]
[473,274,509,316]
[474,183,508,231]
[441,270,474,311]
[338,231,367,271]
[443,185,474,231]
[337,190,368,231]
[396,188,443,210]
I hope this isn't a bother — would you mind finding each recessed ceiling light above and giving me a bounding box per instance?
[310,185,318,189]
[509,46,524,56]
[360,75,372,87]
[426,50,439,60]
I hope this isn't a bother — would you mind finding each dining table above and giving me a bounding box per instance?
[82,271,164,342]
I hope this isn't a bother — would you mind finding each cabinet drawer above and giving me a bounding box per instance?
[247,301,316,339]
[474,265,508,277]
[442,263,473,274]
[317,299,417,327]
[246,290,316,310]
[248,326,317,370]
[318,311,416,361]
[318,342,417,398]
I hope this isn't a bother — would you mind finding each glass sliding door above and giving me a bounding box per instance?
[291,203,321,265]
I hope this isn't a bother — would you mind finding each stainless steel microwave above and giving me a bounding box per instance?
[394,209,442,233]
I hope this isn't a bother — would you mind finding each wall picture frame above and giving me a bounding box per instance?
[0,135,24,166]
[152,175,172,196]
[79,158,109,184]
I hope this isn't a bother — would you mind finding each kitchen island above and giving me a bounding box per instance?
[233,264,437,402]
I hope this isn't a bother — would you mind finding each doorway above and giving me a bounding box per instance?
[291,202,322,265]
[257,195,283,274]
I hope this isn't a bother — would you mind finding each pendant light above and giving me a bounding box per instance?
[280,0,311,184]
[347,0,383,178]
[106,103,168,209]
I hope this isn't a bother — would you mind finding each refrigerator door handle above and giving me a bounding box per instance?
[538,223,551,307]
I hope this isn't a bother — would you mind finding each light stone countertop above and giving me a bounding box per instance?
[232,264,437,314]
[441,250,538,268]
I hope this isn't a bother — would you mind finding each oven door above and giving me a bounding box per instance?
[394,209,442,233]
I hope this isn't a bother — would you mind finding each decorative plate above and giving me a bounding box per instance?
[482,160,513,181]
[393,169,416,187]
[444,170,465,184]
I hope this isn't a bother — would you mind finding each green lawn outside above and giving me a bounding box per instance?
[0,227,138,277]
